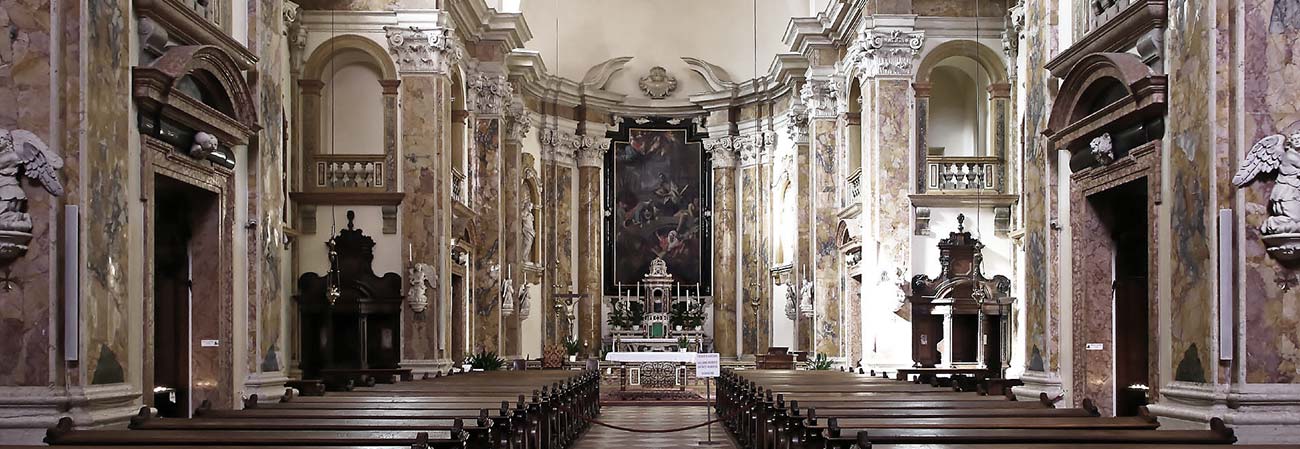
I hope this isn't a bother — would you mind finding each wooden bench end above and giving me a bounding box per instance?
[44,416,74,444]
[856,430,873,449]
[1210,417,1236,443]
[1082,398,1100,416]
[243,393,259,409]
[127,406,152,429]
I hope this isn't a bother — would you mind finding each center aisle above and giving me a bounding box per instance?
[572,405,738,449]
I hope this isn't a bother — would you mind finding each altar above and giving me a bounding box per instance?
[603,257,713,352]
[605,351,699,391]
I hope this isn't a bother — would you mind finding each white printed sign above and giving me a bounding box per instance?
[201,339,220,347]
[1085,343,1104,351]
[695,353,720,378]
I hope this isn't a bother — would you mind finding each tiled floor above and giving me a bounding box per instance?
[572,405,739,449]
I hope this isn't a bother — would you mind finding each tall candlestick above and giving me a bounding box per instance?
[408,244,413,262]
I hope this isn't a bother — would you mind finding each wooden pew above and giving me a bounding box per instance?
[44,417,469,448]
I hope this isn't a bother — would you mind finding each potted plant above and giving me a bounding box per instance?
[605,304,626,330]
[808,353,834,371]
[563,337,581,362]
[676,336,690,352]
[466,351,506,371]
[670,302,688,331]
[628,301,645,330]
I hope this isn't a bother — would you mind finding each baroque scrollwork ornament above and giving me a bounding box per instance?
[1234,132,1300,262]
[863,29,925,77]
[384,26,457,74]
[468,72,512,115]
[0,129,65,262]
[639,66,678,99]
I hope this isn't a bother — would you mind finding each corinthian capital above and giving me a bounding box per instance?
[704,136,738,169]
[384,26,460,74]
[801,78,839,118]
[505,98,532,142]
[861,29,925,78]
[577,137,608,168]
[468,72,512,116]
[785,100,810,144]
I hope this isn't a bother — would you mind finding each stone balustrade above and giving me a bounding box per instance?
[926,156,1002,193]
[313,154,386,190]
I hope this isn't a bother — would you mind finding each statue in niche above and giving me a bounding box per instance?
[639,66,678,99]
[521,200,536,262]
[1235,132,1300,261]
[783,283,798,321]
[0,129,64,262]
[1090,133,1113,165]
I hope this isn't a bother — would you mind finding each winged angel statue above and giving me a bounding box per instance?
[0,129,65,261]
[1233,132,1300,261]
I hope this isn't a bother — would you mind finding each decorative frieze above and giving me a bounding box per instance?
[860,29,925,78]
[468,72,512,116]
[384,26,459,74]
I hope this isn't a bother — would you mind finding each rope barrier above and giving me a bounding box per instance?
[553,402,744,434]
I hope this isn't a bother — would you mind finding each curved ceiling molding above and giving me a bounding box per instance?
[681,57,737,93]
[580,56,634,90]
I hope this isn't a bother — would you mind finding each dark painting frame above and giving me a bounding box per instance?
[603,117,712,297]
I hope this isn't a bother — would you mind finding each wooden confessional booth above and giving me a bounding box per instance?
[909,215,1014,374]
[296,211,403,386]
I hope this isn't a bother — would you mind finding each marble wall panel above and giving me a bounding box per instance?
[912,0,1008,17]
[1071,198,1116,416]
[501,140,520,357]
[543,164,573,344]
[248,0,287,375]
[400,75,446,362]
[84,0,132,386]
[758,161,772,351]
[190,191,232,408]
[1166,0,1216,384]
[577,166,601,356]
[712,167,737,357]
[813,119,840,357]
[1240,0,1300,384]
[0,0,56,386]
[473,118,502,353]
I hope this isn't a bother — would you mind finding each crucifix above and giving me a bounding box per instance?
[554,291,585,340]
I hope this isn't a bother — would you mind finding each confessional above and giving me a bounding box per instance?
[296,212,403,383]
[909,215,1014,374]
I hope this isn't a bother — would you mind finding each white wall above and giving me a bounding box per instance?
[520,283,544,358]
[321,62,385,155]
[519,0,808,98]
[927,59,990,157]
[299,206,403,278]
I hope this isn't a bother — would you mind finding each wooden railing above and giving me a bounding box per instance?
[926,156,1002,193]
[313,154,386,190]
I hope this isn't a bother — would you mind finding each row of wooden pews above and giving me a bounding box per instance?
[15,369,598,449]
[716,368,1272,449]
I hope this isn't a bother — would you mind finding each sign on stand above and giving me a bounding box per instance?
[695,353,722,446]
[695,353,720,378]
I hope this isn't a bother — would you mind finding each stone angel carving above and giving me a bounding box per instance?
[0,129,65,261]
[798,280,814,318]
[406,262,435,313]
[1234,132,1300,261]
[517,282,532,319]
[782,283,798,321]
[501,276,516,316]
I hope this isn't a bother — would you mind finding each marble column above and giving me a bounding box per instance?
[387,26,452,371]
[758,131,776,352]
[739,135,762,356]
[576,139,604,358]
[805,79,842,358]
[468,71,510,353]
[706,137,738,358]
[541,130,576,346]
[499,98,530,357]
[788,100,814,352]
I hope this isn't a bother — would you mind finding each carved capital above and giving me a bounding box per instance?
[467,72,512,116]
[384,26,458,74]
[704,136,738,169]
[505,99,532,142]
[860,29,925,78]
[577,136,608,168]
[801,78,839,118]
[785,99,810,143]
[736,135,760,167]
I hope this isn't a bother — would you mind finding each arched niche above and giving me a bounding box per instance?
[298,34,400,193]
[449,67,470,202]
[912,40,1012,195]
[1044,52,1166,173]
[521,165,542,266]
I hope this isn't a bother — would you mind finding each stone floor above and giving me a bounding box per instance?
[572,405,738,449]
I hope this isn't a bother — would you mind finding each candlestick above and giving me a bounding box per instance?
[408,244,413,262]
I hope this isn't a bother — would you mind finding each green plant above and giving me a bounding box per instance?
[466,351,506,371]
[563,337,581,356]
[808,353,834,371]
[606,301,627,328]
[670,302,706,329]
[626,301,646,326]
[676,336,690,350]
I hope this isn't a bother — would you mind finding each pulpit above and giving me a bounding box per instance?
[909,215,1014,375]
[295,212,403,383]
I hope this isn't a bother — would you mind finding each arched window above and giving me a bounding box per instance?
[927,57,991,157]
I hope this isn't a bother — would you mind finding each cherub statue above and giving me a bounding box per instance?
[1233,132,1300,235]
[406,262,435,313]
[190,132,219,159]
[1090,133,1113,165]
[0,129,64,259]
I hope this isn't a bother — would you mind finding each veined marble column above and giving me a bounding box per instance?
[576,138,605,358]
[387,26,452,371]
[758,131,777,351]
[805,79,842,358]
[706,137,739,358]
[468,71,510,353]
[499,98,530,357]
[540,130,576,346]
[787,100,814,352]
[739,135,762,357]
